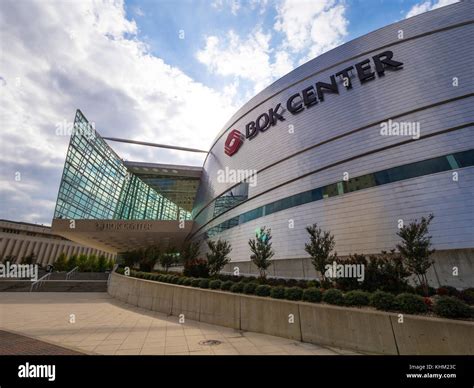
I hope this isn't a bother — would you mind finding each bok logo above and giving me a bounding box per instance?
[224,129,244,156]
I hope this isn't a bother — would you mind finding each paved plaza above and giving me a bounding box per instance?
[0,293,359,355]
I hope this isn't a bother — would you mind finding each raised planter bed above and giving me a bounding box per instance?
[108,272,474,355]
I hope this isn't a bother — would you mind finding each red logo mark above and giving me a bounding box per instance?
[224,129,244,156]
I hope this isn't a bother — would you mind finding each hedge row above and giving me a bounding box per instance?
[117,269,473,319]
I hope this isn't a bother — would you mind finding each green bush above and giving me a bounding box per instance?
[459,288,474,305]
[255,285,271,297]
[323,289,344,305]
[302,287,322,303]
[434,296,472,319]
[230,282,244,293]
[199,278,210,289]
[209,280,222,290]
[370,291,396,311]
[182,277,193,286]
[285,287,303,301]
[54,253,68,272]
[395,293,428,314]
[221,280,234,291]
[344,290,371,307]
[243,282,258,295]
[306,280,320,288]
[191,278,201,287]
[170,276,180,284]
[270,286,286,299]
[176,277,185,285]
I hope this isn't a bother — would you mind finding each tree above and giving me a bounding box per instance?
[206,239,232,277]
[249,227,274,279]
[180,241,200,266]
[140,245,160,272]
[160,247,177,272]
[396,214,435,296]
[304,223,337,284]
[21,253,36,265]
[67,254,78,271]
[54,252,68,272]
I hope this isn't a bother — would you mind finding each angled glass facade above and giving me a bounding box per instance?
[54,110,191,221]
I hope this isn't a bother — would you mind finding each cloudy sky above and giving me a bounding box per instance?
[0,0,458,225]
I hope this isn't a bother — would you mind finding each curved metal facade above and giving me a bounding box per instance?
[190,2,474,283]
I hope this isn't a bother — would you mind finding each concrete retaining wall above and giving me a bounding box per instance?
[108,272,474,355]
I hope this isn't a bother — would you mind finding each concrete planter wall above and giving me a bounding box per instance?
[108,272,474,355]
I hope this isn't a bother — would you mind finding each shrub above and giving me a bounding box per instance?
[54,253,68,272]
[433,296,472,319]
[191,278,201,287]
[255,285,271,297]
[322,289,344,305]
[97,255,108,272]
[307,280,320,288]
[209,280,222,290]
[183,258,209,278]
[221,280,234,291]
[414,285,436,297]
[395,293,428,314]
[243,282,258,295]
[296,279,309,289]
[344,290,371,306]
[285,287,303,301]
[176,277,185,285]
[230,282,244,293]
[66,254,78,271]
[270,286,286,299]
[302,287,322,303]
[459,288,474,305]
[170,276,180,284]
[182,278,193,286]
[241,276,257,283]
[441,285,460,297]
[199,278,210,289]
[285,279,298,288]
[370,291,396,311]
[436,287,449,296]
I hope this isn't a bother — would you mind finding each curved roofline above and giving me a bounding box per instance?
[204,2,466,164]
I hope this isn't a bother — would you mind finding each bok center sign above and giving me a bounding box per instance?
[224,50,403,156]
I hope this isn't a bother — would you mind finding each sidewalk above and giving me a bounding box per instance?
[0,293,359,355]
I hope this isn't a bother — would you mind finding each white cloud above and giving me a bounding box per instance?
[211,0,241,15]
[406,0,458,18]
[274,0,348,62]
[197,28,293,93]
[0,0,238,224]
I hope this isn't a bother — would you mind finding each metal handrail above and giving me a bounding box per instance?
[107,264,119,288]
[66,266,79,280]
[30,272,51,292]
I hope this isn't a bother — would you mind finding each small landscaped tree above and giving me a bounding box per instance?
[180,241,200,266]
[206,239,232,277]
[248,227,274,280]
[160,247,178,272]
[304,223,337,284]
[396,214,435,296]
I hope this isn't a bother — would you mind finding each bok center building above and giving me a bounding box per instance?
[52,2,474,288]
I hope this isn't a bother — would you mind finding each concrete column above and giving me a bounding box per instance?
[48,244,60,265]
[16,240,29,263]
[37,242,47,265]
[3,238,16,259]
[0,237,8,258]
[43,243,54,266]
